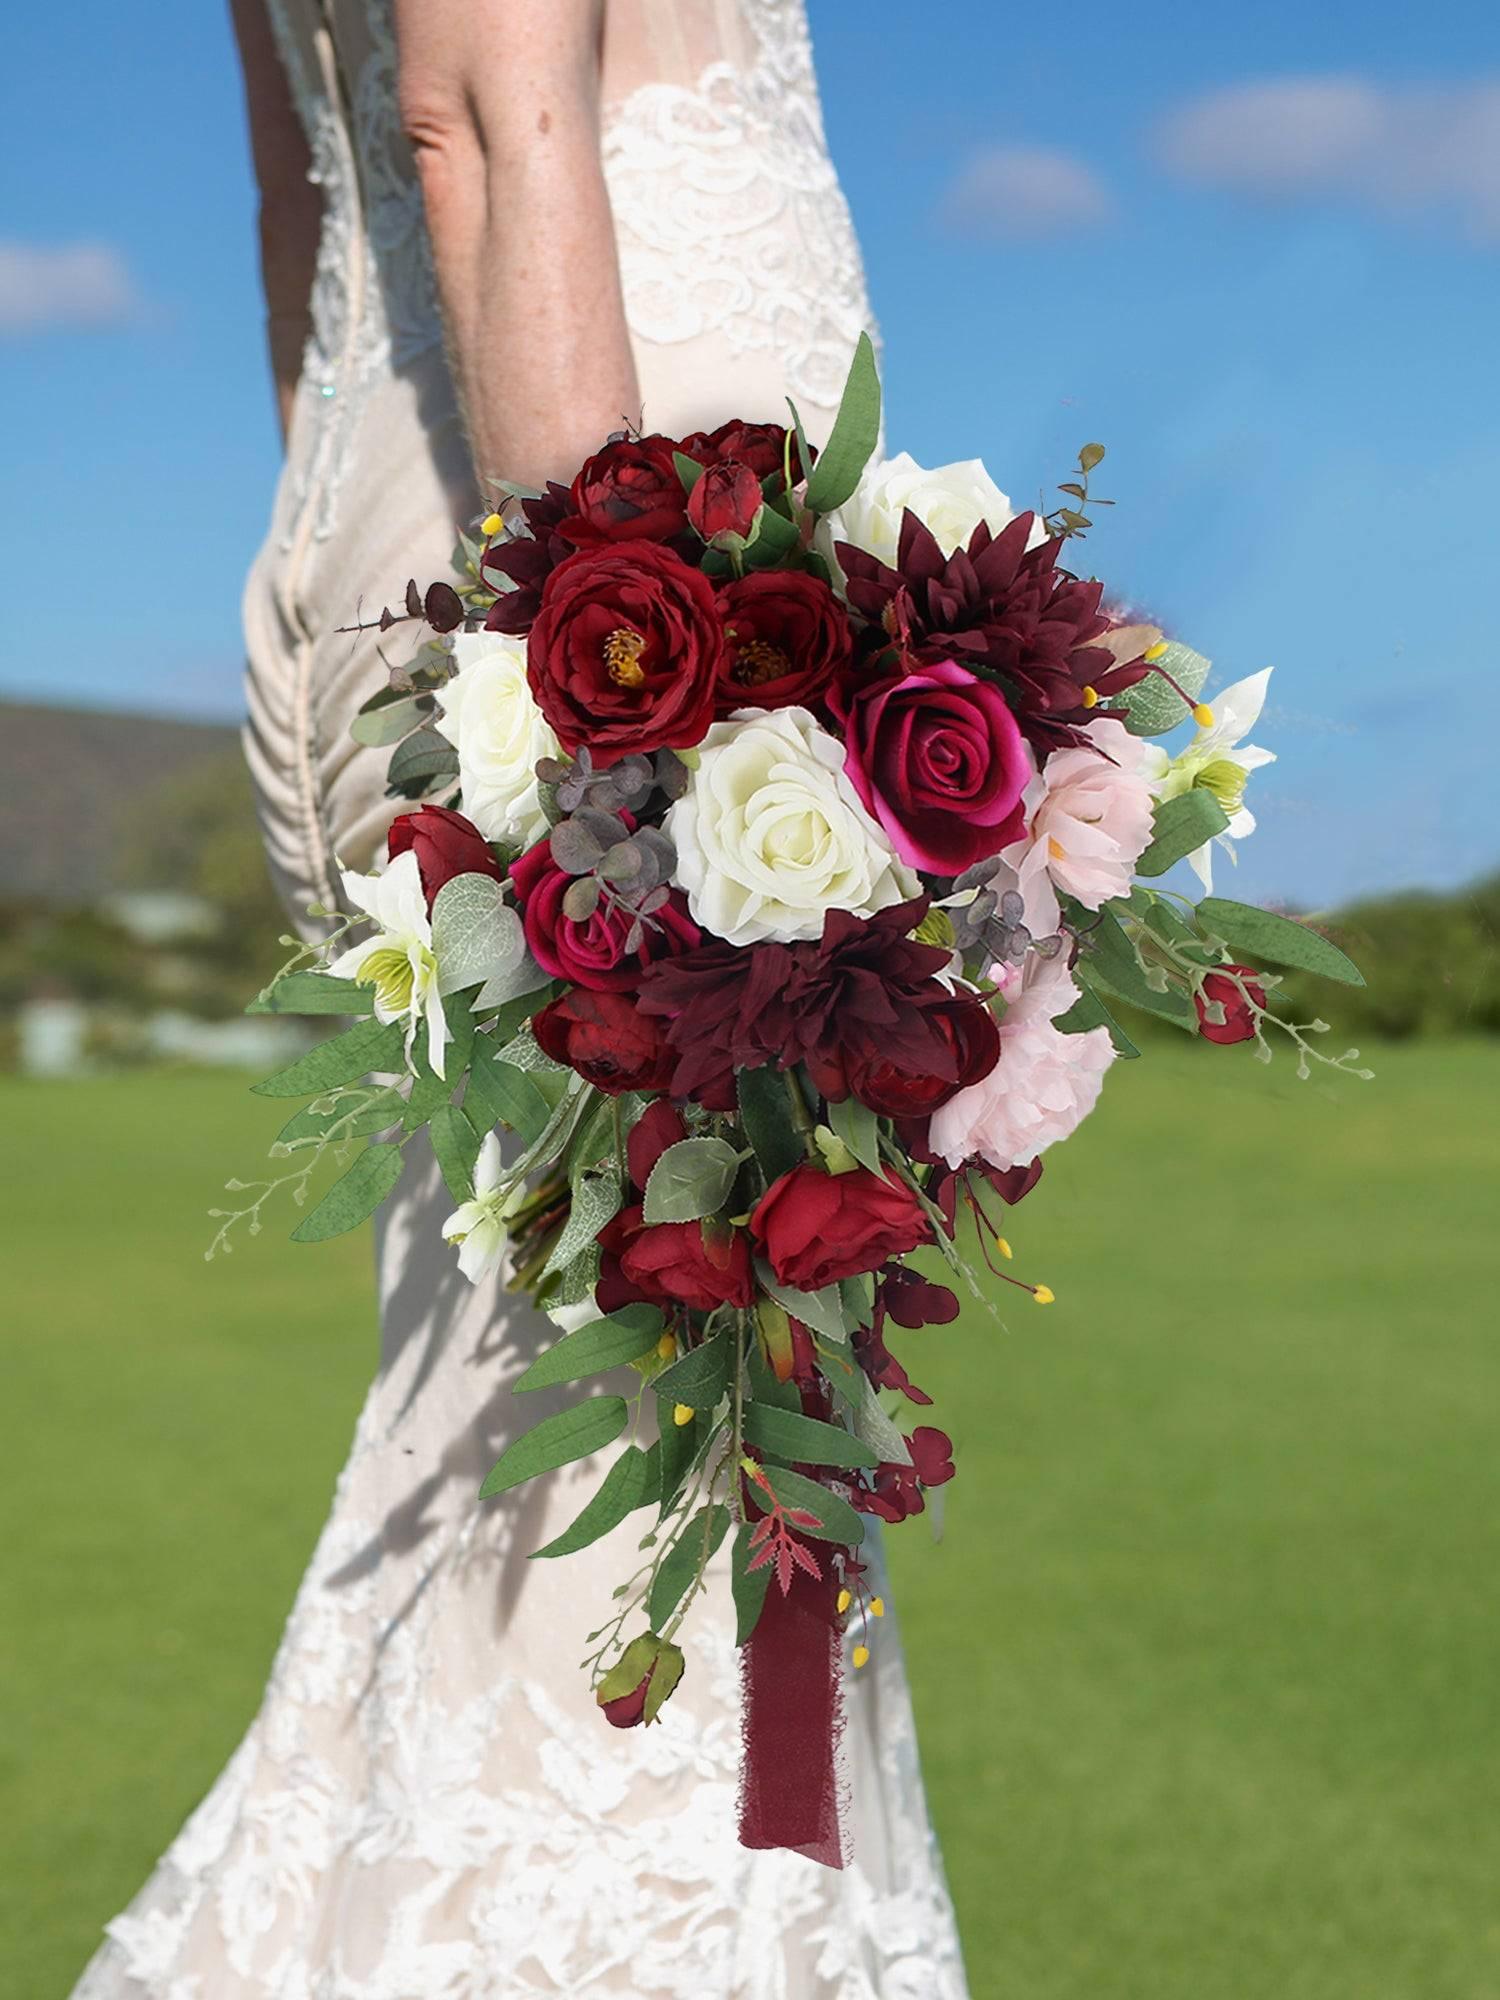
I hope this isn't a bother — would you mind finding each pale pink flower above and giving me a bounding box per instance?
[1004,716,1156,935]
[928,953,1115,1170]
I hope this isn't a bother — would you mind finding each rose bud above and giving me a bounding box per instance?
[686,460,764,549]
[597,1206,755,1312]
[678,418,804,482]
[750,1164,930,1293]
[1194,965,1267,1046]
[558,435,689,548]
[596,1631,686,1728]
[386,804,504,911]
[533,988,677,1095]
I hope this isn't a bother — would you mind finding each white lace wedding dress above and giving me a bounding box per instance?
[70,4,970,1994]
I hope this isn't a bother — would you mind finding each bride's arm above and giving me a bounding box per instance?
[229,0,321,444]
[394,0,640,490]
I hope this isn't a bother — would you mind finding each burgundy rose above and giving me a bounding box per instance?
[829,657,1031,875]
[597,1207,755,1313]
[557,435,689,548]
[680,419,803,482]
[846,990,1000,1118]
[750,1164,930,1293]
[527,540,724,761]
[533,988,676,1096]
[510,835,699,992]
[687,461,763,548]
[596,1632,685,1728]
[1195,965,1267,1046]
[714,570,854,717]
[386,804,503,910]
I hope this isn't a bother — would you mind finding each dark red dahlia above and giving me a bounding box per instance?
[835,510,1153,756]
[480,484,573,636]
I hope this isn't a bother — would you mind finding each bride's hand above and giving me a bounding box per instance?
[394,0,641,493]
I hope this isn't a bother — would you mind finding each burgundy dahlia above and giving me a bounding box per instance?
[836,510,1152,756]
[481,483,573,636]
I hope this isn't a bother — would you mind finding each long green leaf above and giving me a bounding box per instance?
[753,1261,850,1343]
[655,1397,708,1518]
[291,1141,404,1242]
[429,1102,482,1203]
[1084,911,1197,1028]
[1055,978,1141,1058]
[653,1328,731,1411]
[736,1066,803,1184]
[1136,790,1230,878]
[248,971,374,1017]
[512,1305,664,1393]
[252,1014,405,1098]
[479,1396,629,1499]
[272,1087,403,1151]
[802,331,881,516]
[742,1402,879,1471]
[350,692,433,748]
[1197,898,1366,986]
[530,1445,654,1559]
[469,1055,552,1146]
[387,725,459,795]
[827,1094,883,1176]
[648,1503,729,1629]
[760,1465,865,1547]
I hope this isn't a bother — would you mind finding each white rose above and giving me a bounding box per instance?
[820,450,1018,573]
[432,631,559,850]
[666,706,919,946]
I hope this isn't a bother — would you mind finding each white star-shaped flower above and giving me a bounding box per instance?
[1141,668,1277,891]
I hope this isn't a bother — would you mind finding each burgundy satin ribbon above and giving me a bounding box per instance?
[737,1556,845,1869]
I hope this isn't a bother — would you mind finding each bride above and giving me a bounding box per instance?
[71,3,969,1993]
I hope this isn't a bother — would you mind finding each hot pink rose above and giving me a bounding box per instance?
[829,658,1030,875]
[511,836,700,991]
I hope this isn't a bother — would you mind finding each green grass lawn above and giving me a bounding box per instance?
[3,1044,1497,1998]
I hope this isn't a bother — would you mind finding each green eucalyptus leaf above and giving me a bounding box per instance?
[642,1136,743,1225]
[351,693,433,748]
[802,331,881,516]
[291,1141,404,1242]
[648,1503,729,1629]
[1055,978,1141,1059]
[386,725,460,796]
[478,1396,629,1499]
[1114,641,1212,736]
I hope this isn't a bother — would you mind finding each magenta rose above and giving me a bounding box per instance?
[511,833,700,992]
[829,658,1031,875]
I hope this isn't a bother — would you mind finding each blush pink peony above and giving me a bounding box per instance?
[1004,715,1156,936]
[928,954,1115,1170]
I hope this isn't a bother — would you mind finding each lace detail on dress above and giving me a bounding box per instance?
[602,0,874,412]
[264,0,444,547]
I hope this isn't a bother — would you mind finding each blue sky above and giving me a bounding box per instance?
[2,1,1496,910]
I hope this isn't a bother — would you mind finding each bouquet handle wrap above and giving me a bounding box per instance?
[738,1556,846,1869]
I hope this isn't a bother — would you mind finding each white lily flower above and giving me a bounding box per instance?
[326,848,450,1075]
[441,1131,523,1284]
[1140,667,1277,891]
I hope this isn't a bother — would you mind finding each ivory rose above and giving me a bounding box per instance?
[432,631,559,850]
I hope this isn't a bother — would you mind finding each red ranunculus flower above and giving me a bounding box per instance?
[829,657,1031,875]
[527,540,724,761]
[846,990,1000,1117]
[687,461,763,547]
[510,835,699,992]
[386,804,504,910]
[750,1164,930,1293]
[714,570,854,716]
[1195,965,1267,1045]
[533,988,676,1095]
[680,418,803,482]
[597,1207,755,1313]
[557,435,689,548]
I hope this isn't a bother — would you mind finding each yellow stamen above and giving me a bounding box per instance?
[656,1332,678,1362]
[1047,836,1067,862]
[480,511,504,539]
[1144,640,1168,662]
[1081,684,1099,708]
[1032,1284,1055,1306]
[604,627,648,688]
[672,1403,695,1427]
[356,943,418,1015]
[837,1588,852,1615]
[996,1236,1013,1261]
[1191,701,1215,727]
[870,1596,886,1618]
[852,1644,870,1669]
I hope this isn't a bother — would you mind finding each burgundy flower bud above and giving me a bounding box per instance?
[678,418,803,482]
[386,804,504,911]
[1195,964,1267,1045]
[597,1206,755,1313]
[558,436,689,548]
[533,988,676,1096]
[596,1631,686,1728]
[687,460,764,548]
[749,1164,930,1293]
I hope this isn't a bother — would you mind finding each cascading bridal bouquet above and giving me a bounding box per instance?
[219,336,1368,1866]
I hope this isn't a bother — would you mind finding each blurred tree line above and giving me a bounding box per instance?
[1277,874,1500,1038]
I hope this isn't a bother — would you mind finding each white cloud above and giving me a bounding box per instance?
[938,145,1114,241]
[0,240,146,336]
[1156,77,1500,243]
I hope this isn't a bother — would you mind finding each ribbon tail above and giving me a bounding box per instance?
[737,1557,846,1869]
